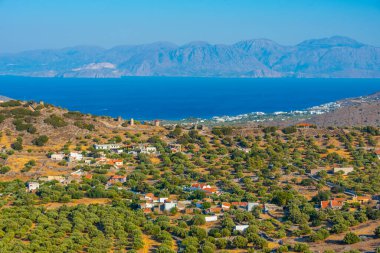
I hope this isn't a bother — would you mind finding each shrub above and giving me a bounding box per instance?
[375,226,380,238]
[0,166,11,174]
[282,126,297,134]
[293,243,309,252]
[32,135,49,146]
[64,111,83,120]
[74,121,95,131]
[343,232,361,244]
[44,115,68,128]
[0,100,22,107]
[11,138,23,151]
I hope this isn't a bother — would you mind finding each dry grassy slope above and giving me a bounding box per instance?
[0,104,139,148]
[0,103,167,181]
[307,101,380,127]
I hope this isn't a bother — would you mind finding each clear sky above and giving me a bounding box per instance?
[1,0,380,53]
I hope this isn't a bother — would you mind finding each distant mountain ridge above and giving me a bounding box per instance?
[1,36,380,78]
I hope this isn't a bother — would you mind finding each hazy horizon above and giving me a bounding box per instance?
[2,35,377,54]
[1,0,380,53]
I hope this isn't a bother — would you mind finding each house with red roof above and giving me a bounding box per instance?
[320,198,345,210]
[221,202,231,210]
[375,150,380,160]
[189,183,220,195]
[107,175,126,185]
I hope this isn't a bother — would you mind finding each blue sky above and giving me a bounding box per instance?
[1,0,379,53]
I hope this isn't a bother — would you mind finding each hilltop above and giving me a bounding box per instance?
[1,36,380,78]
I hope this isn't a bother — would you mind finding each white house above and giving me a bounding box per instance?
[94,144,121,150]
[51,153,65,161]
[68,152,83,162]
[71,169,86,176]
[159,197,169,203]
[247,202,260,212]
[163,202,177,211]
[27,182,40,191]
[139,145,159,155]
[333,167,354,175]
[235,225,249,232]
[128,151,138,156]
[205,216,218,222]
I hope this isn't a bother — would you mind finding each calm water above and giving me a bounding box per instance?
[0,76,380,120]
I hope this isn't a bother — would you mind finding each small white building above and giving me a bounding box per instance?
[71,169,86,176]
[27,182,40,191]
[163,202,177,211]
[235,225,249,232]
[139,146,159,155]
[51,153,65,161]
[94,144,121,150]
[159,197,169,203]
[128,151,138,156]
[247,202,260,212]
[333,167,354,175]
[205,216,218,222]
[68,152,83,162]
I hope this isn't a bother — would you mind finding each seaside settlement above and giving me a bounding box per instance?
[1,100,380,253]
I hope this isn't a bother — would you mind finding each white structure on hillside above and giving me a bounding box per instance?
[235,225,249,232]
[51,153,65,161]
[94,144,121,150]
[136,145,160,155]
[162,202,177,211]
[205,216,218,222]
[333,167,354,175]
[68,152,83,162]
[27,182,40,191]
[247,202,260,211]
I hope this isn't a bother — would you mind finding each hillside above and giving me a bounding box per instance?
[1,99,380,252]
[307,92,380,127]
[1,36,380,78]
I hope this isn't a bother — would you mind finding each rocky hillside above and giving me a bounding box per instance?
[306,92,380,127]
[1,36,379,78]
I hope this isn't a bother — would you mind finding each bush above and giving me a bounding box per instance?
[44,115,68,128]
[64,111,83,120]
[293,243,309,252]
[0,100,22,107]
[343,232,361,244]
[0,166,11,174]
[282,126,297,134]
[375,226,380,238]
[74,121,95,131]
[11,138,23,151]
[32,135,49,146]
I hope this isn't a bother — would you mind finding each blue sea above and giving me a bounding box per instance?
[0,76,380,120]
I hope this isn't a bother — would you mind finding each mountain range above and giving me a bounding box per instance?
[1,36,379,78]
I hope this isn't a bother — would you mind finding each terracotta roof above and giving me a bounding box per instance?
[357,196,371,201]
[145,193,155,198]
[203,187,218,193]
[330,200,343,208]
[375,150,380,155]
[208,207,222,213]
[297,123,313,127]
[321,201,329,209]
[84,174,93,179]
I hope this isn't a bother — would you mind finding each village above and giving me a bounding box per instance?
[1,100,380,252]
